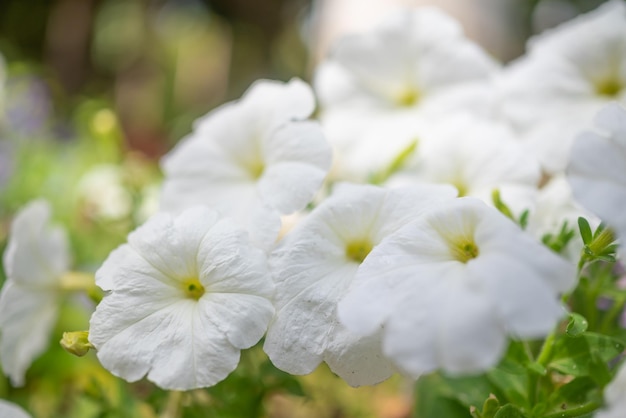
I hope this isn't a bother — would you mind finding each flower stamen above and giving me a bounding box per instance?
[595,78,622,97]
[183,278,205,300]
[396,89,419,107]
[450,239,480,263]
[346,239,374,263]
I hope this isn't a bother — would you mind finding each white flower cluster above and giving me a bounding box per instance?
[3,1,626,403]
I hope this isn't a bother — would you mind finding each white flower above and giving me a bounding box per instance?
[160,78,332,247]
[315,8,499,181]
[0,400,31,418]
[386,114,540,215]
[498,0,626,174]
[77,164,133,221]
[596,363,626,418]
[567,102,626,242]
[89,206,274,390]
[339,198,575,377]
[0,200,71,386]
[264,183,457,386]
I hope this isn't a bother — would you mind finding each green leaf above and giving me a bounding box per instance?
[369,139,418,184]
[487,368,529,409]
[526,362,547,376]
[578,217,592,245]
[548,333,623,384]
[566,313,589,337]
[593,222,607,239]
[518,210,530,230]
[482,394,500,418]
[493,404,526,418]
[492,189,514,220]
[548,377,596,405]
[414,373,474,418]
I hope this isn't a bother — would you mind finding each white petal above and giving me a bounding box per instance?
[436,279,507,374]
[201,293,274,349]
[264,263,357,375]
[0,282,59,386]
[240,78,315,129]
[0,400,32,418]
[197,217,273,297]
[476,254,566,338]
[3,200,70,287]
[126,208,220,281]
[382,278,448,377]
[568,103,626,237]
[147,300,241,389]
[258,121,331,214]
[323,327,394,387]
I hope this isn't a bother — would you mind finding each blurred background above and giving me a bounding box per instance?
[0,1,612,417]
[0,0,611,163]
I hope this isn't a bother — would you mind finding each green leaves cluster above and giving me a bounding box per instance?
[415,330,623,418]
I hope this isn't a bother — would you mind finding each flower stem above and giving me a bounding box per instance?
[536,332,556,367]
[59,271,103,303]
[543,401,601,418]
[600,293,626,333]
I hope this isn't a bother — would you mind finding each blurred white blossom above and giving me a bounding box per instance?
[0,200,71,386]
[314,8,499,181]
[339,198,575,377]
[386,114,540,215]
[567,102,626,242]
[160,78,332,248]
[498,0,626,174]
[0,399,31,418]
[77,164,133,221]
[89,206,274,390]
[264,183,456,386]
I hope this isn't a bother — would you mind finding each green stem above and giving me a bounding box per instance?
[600,293,626,334]
[543,401,601,418]
[536,332,556,367]
[160,391,183,418]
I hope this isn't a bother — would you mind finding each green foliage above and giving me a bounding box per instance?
[541,220,575,254]
[566,313,589,338]
[491,189,515,221]
[369,139,418,184]
[548,333,623,385]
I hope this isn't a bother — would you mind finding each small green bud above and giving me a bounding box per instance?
[60,331,94,357]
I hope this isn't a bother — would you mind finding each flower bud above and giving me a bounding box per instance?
[60,331,94,357]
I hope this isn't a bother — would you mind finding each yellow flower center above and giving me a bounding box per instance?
[345,239,374,263]
[182,278,205,300]
[395,89,420,107]
[246,159,265,179]
[452,180,468,198]
[449,239,480,263]
[595,78,622,97]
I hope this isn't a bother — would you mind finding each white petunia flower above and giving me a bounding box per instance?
[77,164,133,221]
[339,198,575,377]
[386,114,540,215]
[0,200,71,386]
[498,0,626,174]
[315,8,499,181]
[160,78,332,248]
[264,183,457,386]
[596,363,626,418]
[567,102,626,241]
[0,399,31,418]
[89,206,275,390]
